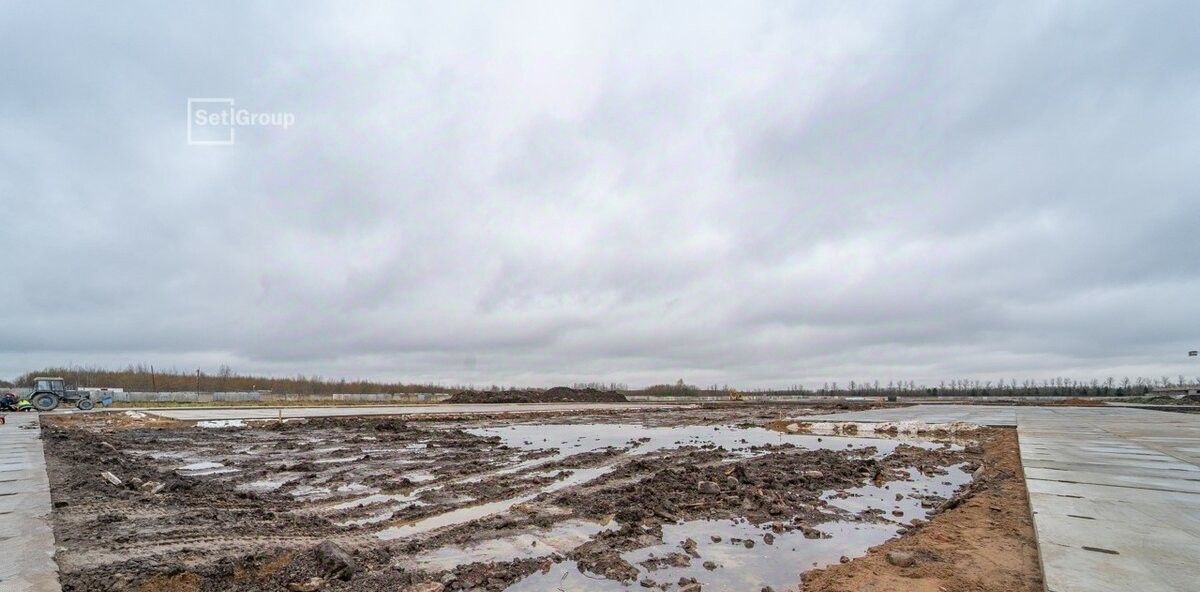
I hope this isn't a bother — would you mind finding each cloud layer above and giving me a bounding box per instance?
[2,1,1198,387]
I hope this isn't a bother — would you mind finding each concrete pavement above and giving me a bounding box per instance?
[0,413,61,592]
[1018,408,1200,592]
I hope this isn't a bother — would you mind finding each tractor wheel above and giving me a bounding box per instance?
[31,393,60,412]
[77,398,95,411]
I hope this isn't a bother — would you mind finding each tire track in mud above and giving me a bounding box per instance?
[65,535,324,567]
[349,444,791,552]
[41,413,629,579]
[58,452,634,571]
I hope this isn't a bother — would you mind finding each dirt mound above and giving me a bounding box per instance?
[1053,397,1105,406]
[1139,393,1200,404]
[444,387,626,404]
[442,391,538,404]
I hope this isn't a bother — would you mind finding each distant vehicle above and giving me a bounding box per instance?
[28,377,95,412]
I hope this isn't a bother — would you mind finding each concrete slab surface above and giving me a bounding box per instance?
[1018,410,1200,592]
[795,404,1200,591]
[141,402,678,422]
[0,414,61,592]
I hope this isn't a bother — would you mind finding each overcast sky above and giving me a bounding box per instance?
[1,1,1197,388]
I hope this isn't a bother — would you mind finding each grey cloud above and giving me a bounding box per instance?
[1,1,1197,387]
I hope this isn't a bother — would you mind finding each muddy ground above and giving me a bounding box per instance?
[41,403,1034,592]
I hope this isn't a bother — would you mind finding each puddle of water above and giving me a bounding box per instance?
[289,484,333,500]
[504,560,627,592]
[376,467,614,541]
[337,510,400,527]
[309,446,345,455]
[176,461,240,476]
[470,424,935,462]
[336,482,372,493]
[542,467,613,493]
[178,461,224,470]
[503,463,973,591]
[799,421,979,437]
[330,491,425,511]
[401,519,618,572]
[404,471,438,483]
[378,495,537,541]
[141,451,189,460]
[326,482,447,526]
[361,449,423,459]
[620,519,897,591]
[479,455,565,480]
[314,455,366,464]
[824,463,972,523]
[236,475,300,493]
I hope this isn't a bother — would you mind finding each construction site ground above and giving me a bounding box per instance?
[7,401,1195,591]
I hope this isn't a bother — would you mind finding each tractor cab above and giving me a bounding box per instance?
[33,377,66,395]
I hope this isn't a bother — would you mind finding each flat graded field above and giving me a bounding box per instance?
[41,404,1036,592]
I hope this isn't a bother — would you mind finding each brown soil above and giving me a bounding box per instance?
[798,429,1042,592]
[1049,397,1105,407]
[47,410,188,430]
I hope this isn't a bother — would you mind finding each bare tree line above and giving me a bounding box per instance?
[748,376,1200,398]
[7,365,1198,397]
[12,365,460,395]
